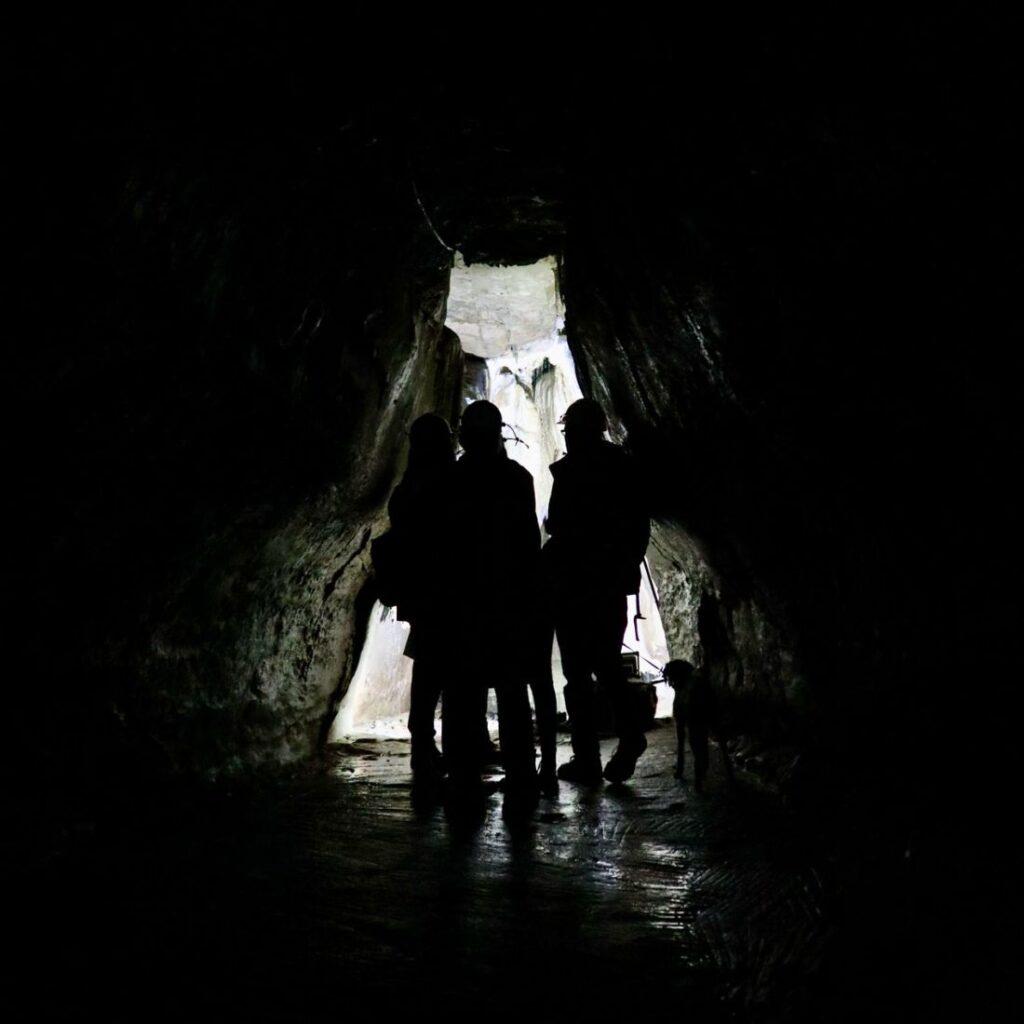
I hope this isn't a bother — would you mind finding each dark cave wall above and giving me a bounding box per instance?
[555,26,1020,794]
[10,19,465,801]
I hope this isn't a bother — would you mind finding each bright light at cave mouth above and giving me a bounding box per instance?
[329,255,669,743]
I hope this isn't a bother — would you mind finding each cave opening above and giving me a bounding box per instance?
[330,254,672,744]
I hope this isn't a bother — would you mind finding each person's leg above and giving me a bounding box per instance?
[593,593,636,741]
[554,605,603,783]
[442,679,488,800]
[531,675,558,791]
[409,655,443,775]
[495,679,539,815]
[529,618,559,791]
[594,593,646,783]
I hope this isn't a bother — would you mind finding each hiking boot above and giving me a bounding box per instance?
[477,739,503,767]
[556,757,604,785]
[603,736,648,784]
[411,743,444,780]
[501,777,541,821]
[539,758,559,797]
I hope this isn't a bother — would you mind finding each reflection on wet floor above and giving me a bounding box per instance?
[16,723,842,1021]
[319,724,829,1018]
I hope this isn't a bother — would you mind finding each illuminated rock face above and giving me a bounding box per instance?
[85,269,464,779]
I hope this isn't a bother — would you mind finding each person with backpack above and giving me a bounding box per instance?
[384,413,457,782]
[543,398,651,785]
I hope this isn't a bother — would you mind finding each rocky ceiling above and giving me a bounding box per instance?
[6,13,1017,846]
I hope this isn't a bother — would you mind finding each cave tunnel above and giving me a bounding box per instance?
[335,254,673,741]
[6,12,1019,1020]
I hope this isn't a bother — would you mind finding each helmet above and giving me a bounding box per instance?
[560,398,607,437]
[409,412,452,450]
[459,400,503,452]
[407,412,454,468]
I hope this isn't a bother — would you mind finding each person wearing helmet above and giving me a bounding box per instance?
[446,400,541,815]
[543,398,651,784]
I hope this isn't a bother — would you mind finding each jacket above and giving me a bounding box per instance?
[544,439,650,594]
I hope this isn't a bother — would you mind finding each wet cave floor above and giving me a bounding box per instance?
[11,724,922,1021]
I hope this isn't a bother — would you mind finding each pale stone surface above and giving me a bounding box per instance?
[120,269,463,778]
[446,253,563,357]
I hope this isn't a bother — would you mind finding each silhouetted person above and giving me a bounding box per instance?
[446,400,540,813]
[665,659,733,793]
[543,398,651,784]
[387,413,456,781]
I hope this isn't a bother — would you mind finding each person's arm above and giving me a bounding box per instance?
[623,455,651,564]
[604,451,649,577]
[387,479,409,528]
[517,469,541,555]
[544,463,564,538]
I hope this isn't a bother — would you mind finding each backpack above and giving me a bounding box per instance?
[370,528,408,608]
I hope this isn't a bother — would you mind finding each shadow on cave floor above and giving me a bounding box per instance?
[10,725,918,1022]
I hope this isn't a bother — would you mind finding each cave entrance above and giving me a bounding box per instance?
[330,255,670,744]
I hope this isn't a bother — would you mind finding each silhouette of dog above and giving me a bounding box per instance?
[664,659,734,793]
